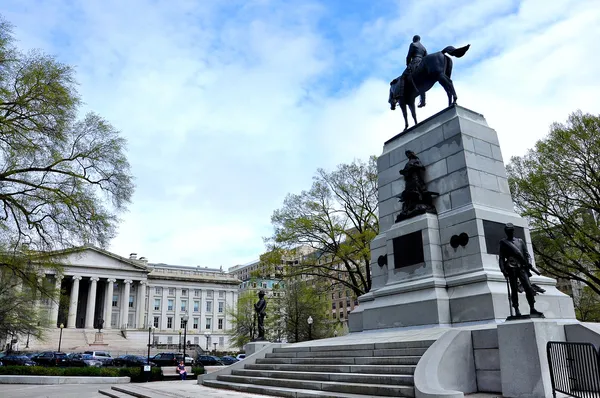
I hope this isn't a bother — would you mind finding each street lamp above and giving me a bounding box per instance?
[147,326,155,365]
[307,316,313,340]
[58,323,64,352]
[178,330,182,351]
[213,342,217,354]
[182,313,189,362]
[204,332,211,351]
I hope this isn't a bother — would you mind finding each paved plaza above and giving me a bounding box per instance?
[0,380,273,398]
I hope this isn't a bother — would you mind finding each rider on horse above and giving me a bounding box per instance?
[399,35,427,108]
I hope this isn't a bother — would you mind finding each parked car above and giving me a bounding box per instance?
[82,351,113,366]
[151,352,193,366]
[236,354,246,361]
[196,355,224,366]
[65,353,102,367]
[220,356,239,365]
[113,355,156,367]
[1,355,37,366]
[33,351,68,367]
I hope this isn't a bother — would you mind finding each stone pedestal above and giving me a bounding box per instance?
[244,341,271,356]
[89,332,108,347]
[497,319,565,398]
[349,105,575,332]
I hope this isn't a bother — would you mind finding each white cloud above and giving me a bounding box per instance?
[2,0,599,268]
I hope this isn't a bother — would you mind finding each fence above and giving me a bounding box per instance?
[547,341,600,398]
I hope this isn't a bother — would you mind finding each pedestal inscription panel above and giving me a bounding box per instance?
[393,231,424,268]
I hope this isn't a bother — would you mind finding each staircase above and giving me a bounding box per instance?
[203,339,435,397]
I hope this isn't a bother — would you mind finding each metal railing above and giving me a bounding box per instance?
[547,342,600,398]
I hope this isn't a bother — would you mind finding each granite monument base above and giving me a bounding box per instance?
[498,319,565,398]
[349,105,575,332]
[244,341,271,356]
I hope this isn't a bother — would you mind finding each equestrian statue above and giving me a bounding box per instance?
[388,35,470,130]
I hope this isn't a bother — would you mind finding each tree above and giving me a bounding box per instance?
[276,279,332,343]
[574,286,600,322]
[265,157,378,297]
[227,290,263,349]
[0,17,134,338]
[507,111,600,294]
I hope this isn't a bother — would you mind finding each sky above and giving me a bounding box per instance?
[2,0,600,269]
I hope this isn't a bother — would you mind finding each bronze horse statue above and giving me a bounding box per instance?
[389,44,470,130]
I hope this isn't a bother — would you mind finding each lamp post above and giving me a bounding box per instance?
[178,330,182,351]
[58,323,64,352]
[147,326,154,365]
[182,313,189,362]
[213,342,217,354]
[307,316,313,341]
[204,332,211,351]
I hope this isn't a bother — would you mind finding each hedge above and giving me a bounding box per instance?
[0,366,194,382]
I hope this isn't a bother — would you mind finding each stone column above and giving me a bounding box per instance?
[85,277,99,329]
[67,276,82,328]
[104,278,116,329]
[136,281,146,328]
[121,280,132,329]
[50,275,63,327]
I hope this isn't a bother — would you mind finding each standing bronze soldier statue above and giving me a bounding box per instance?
[498,223,544,318]
[254,290,267,341]
[398,35,428,108]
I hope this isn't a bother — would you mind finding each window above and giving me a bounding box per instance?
[338,291,342,298]
[205,317,212,330]
[346,290,350,297]
[262,282,267,288]
[154,299,160,311]
[193,318,199,329]
[153,316,159,328]
[168,288,175,296]
[218,302,224,313]
[167,299,174,311]
[193,301,199,312]
[346,299,351,307]
[112,295,118,307]
[155,287,161,295]
[167,317,173,329]
[167,336,173,344]
[194,289,200,297]
[340,312,345,319]
[331,293,334,300]
[206,301,212,312]
[332,302,336,309]
[194,336,199,345]
[219,291,225,299]
[129,295,134,308]
[181,300,187,311]
[180,317,186,329]
[218,318,224,330]
[219,337,224,347]
[182,289,187,296]
[207,290,213,298]
[252,283,257,288]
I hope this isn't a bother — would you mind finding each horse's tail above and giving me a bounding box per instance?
[442,44,470,58]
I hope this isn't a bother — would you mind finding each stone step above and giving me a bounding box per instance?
[98,389,131,398]
[265,347,427,358]
[272,340,435,353]
[232,369,414,385]
[217,375,414,397]
[245,363,417,375]
[203,379,393,398]
[110,385,166,398]
[256,356,421,366]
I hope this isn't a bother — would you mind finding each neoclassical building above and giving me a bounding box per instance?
[35,245,240,349]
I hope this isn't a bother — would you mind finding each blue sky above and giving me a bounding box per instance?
[3,0,600,268]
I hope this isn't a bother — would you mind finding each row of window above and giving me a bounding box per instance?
[332,299,353,309]
[153,288,226,299]
[331,290,351,300]
[152,316,224,330]
[152,299,225,313]
[157,336,225,347]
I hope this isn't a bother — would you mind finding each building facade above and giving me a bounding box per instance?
[34,245,239,350]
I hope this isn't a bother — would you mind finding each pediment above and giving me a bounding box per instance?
[43,246,149,274]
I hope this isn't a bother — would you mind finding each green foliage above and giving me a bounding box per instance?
[574,286,600,322]
[507,111,600,294]
[275,280,333,343]
[191,365,205,376]
[265,157,378,297]
[227,290,264,349]
[0,16,134,338]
